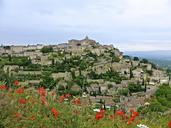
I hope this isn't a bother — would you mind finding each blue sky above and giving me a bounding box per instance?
[0,0,171,51]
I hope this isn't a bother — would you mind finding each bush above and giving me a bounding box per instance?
[128,83,143,93]
[149,101,168,112]
[133,57,139,61]
[118,88,129,96]
[41,46,53,53]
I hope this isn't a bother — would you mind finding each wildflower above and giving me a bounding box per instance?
[116,110,125,117]
[127,110,139,124]
[93,108,100,112]
[16,87,24,94]
[95,109,105,120]
[100,109,105,113]
[38,87,46,97]
[72,98,81,105]
[15,113,22,118]
[14,80,20,86]
[18,98,27,104]
[95,112,104,120]
[51,107,58,119]
[131,111,139,117]
[59,95,65,103]
[0,85,6,90]
[137,124,149,128]
[168,121,171,128]
[127,120,132,125]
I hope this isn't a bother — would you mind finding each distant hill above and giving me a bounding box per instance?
[125,50,171,69]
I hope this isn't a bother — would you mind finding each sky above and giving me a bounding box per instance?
[0,0,171,51]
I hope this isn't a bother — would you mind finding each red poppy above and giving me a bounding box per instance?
[59,95,65,103]
[132,111,139,117]
[38,87,46,97]
[95,112,104,120]
[95,109,105,120]
[130,116,135,121]
[116,110,125,116]
[127,120,132,125]
[14,80,20,86]
[168,121,171,128]
[72,98,81,105]
[100,109,105,114]
[51,107,58,119]
[15,113,22,118]
[16,87,24,94]
[0,85,6,90]
[18,98,27,104]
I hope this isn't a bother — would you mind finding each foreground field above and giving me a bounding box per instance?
[0,81,171,128]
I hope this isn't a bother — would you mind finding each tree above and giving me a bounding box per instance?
[41,46,53,53]
[118,88,129,96]
[141,59,148,63]
[8,55,12,62]
[133,57,139,61]
[128,83,143,93]
[130,68,133,79]
[40,72,56,89]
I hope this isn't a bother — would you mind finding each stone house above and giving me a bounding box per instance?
[3,65,19,73]
[160,77,169,84]
[10,46,24,54]
[51,72,71,81]
[141,63,152,71]
[132,61,140,67]
[40,55,52,65]
[132,68,143,80]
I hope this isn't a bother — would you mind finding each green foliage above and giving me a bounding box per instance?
[40,72,56,89]
[23,64,41,71]
[85,51,98,61]
[149,100,168,112]
[123,55,131,59]
[148,85,171,112]
[0,68,16,87]
[107,84,113,89]
[41,46,53,53]
[141,59,148,63]
[133,57,139,61]
[146,70,153,76]
[128,83,143,93]
[52,56,90,72]
[0,56,31,66]
[17,74,41,81]
[88,69,127,84]
[118,88,129,96]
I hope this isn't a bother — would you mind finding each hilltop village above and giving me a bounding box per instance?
[0,37,170,110]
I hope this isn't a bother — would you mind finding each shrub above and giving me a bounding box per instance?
[41,46,53,53]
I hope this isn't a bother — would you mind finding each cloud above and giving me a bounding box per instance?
[115,41,171,51]
[0,0,171,51]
